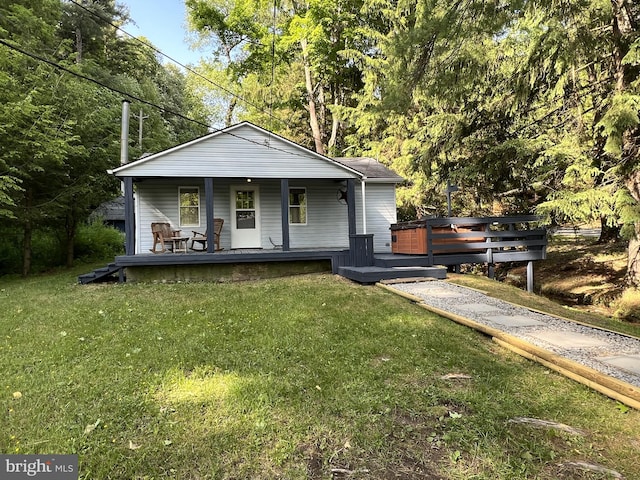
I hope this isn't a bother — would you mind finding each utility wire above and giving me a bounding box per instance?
[0,38,311,160]
[267,0,278,132]
[0,38,210,129]
[67,0,282,124]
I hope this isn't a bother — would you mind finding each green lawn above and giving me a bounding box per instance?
[1,268,639,479]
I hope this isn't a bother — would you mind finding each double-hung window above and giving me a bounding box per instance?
[179,187,200,227]
[289,187,307,224]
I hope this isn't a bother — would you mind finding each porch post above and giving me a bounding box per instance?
[123,176,135,255]
[347,178,356,236]
[205,177,215,253]
[280,179,290,251]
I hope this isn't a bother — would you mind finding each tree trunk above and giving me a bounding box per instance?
[75,27,83,64]
[300,38,325,155]
[21,190,33,277]
[611,0,640,284]
[22,222,32,278]
[225,98,237,127]
[328,86,341,153]
[598,217,621,243]
[628,234,640,285]
[625,172,640,285]
[65,212,76,268]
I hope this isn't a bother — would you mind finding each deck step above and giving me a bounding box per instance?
[78,263,123,285]
[338,265,446,284]
[374,254,433,268]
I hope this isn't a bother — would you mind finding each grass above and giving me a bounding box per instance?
[1,266,640,479]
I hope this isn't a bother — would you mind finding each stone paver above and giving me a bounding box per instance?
[421,287,467,298]
[485,314,545,327]
[457,303,504,314]
[530,331,609,348]
[599,355,640,376]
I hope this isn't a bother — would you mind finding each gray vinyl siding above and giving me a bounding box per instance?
[117,124,359,179]
[288,181,350,249]
[258,180,350,249]
[136,179,232,253]
[355,183,397,253]
[135,178,355,253]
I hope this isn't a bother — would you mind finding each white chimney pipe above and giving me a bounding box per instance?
[120,100,130,165]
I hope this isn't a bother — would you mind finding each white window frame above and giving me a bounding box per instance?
[289,187,307,225]
[178,186,200,227]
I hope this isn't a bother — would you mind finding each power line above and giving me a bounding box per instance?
[66,0,282,124]
[0,38,315,160]
[0,38,210,129]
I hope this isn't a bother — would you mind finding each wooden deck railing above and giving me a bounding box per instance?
[424,215,547,267]
[349,234,375,267]
[422,215,547,291]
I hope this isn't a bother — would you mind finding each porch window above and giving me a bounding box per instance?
[179,187,200,227]
[289,187,307,224]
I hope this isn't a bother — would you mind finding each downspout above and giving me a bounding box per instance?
[361,178,367,234]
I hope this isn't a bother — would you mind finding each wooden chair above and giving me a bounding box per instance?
[190,218,224,251]
[150,222,181,253]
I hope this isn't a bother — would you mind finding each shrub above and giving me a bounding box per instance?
[0,228,65,275]
[74,220,124,261]
[613,287,640,322]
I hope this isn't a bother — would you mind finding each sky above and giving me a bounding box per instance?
[118,0,207,66]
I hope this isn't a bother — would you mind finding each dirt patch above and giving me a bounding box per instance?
[541,461,625,479]
[499,239,627,315]
[297,411,451,479]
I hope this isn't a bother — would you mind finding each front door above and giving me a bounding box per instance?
[230,185,261,248]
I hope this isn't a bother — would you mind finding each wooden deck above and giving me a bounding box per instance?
[78,216,547,286]
[113,248,350,270]
[78,248,446,284]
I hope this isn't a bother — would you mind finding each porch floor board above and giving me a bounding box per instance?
[115,248,349,268]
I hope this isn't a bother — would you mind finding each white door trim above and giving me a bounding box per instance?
[230,184,261,248]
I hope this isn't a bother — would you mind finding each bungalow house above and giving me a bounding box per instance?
[76,122,448,284]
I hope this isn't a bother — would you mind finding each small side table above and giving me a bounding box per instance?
[168,236,189,253]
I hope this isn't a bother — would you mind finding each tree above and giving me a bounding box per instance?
[186,0,370,154]
[0,0,81,275]
[1,0,209,274]
[603,0,640,281]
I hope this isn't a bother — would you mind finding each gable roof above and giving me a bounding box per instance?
[332,157,404,183]
[90,195,125,221]
[109,122,362,180]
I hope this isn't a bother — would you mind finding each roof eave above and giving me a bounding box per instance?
[108,121,365,179]
[363,177,405,184]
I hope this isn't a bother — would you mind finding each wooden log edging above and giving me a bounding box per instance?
[377,283,640,410]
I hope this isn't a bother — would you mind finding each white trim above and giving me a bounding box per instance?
[360,177,403,184]
[178,186,201,228]
[134,191,140,255]
[288,186,307,226]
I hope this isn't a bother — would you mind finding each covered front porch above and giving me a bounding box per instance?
[78,215,546,286]
[78,245,447,284]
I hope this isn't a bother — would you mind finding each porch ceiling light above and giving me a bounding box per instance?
[246,178,252,183]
